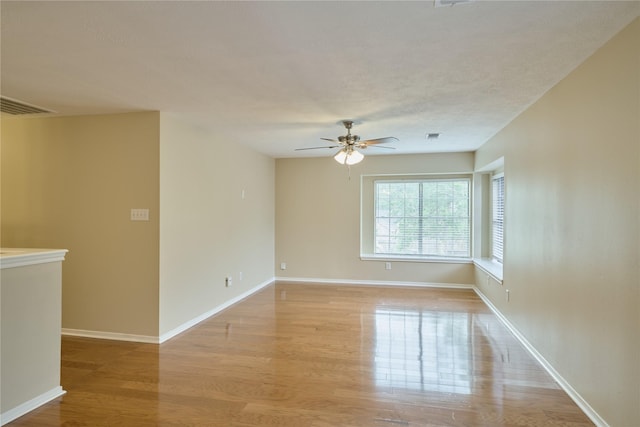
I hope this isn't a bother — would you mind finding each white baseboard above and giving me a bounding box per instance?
[275,276,474,289]
[56,277,605,426]
[61,279,276,345]
[60,279,467,345]
[158,277,275,343]
[473,287,608,427]
[1,386,65,426]
[61,328,159,344]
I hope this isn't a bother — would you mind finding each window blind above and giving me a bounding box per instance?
[491,174,505,262]
[374,178,471,258]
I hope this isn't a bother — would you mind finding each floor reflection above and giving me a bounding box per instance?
[9,285,591,426]
[374,308,472,394]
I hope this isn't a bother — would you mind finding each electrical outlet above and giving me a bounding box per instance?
[225,276,232,287]
[280,262,287,270]
[506,289,510,302]
[239,271,243,281]
[385,262,391,270]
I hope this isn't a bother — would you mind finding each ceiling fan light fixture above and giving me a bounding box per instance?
[346,149,364,165]
[334,148,364,165]
[334,149,348,164]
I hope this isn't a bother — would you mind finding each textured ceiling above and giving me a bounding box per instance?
[1,1,638,158]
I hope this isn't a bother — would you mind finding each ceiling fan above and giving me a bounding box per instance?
[296,120,399,165]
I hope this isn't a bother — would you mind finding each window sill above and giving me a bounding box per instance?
[361,254,473,264]
[473,258,503,283]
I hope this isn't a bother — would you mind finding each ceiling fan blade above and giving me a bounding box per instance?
[294,145,340,151]
[320,138,339,142]
[362,145,395,149]
[360,137,399,145]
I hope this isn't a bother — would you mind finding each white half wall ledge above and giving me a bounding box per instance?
[0,248,68,269]
[473,287,609,427]
[275,277,474,289]
[0,386,65,426]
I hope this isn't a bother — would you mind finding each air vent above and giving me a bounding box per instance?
[0,97,53,115]
[434,0,474,7]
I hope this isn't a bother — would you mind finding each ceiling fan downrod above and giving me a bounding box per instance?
[340,120,359,145]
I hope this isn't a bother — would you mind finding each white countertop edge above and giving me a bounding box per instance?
[0,248,69,269]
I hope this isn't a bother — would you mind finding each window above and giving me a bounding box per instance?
[372,178,471,259]
[491,173,504,262]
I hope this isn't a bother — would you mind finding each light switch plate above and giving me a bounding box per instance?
[131,208,149,221]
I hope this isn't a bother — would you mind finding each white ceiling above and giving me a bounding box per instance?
[1,1,638,158]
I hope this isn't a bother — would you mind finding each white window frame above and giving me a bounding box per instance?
[491,173,504,263]
[361,174,473,263]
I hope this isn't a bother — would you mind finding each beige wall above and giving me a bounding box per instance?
[474,18,639,426]
[276,153,475,285]
[1,112,160,336]
[2,17,636,424]
[1,111,276,340]
[159,114,275,336]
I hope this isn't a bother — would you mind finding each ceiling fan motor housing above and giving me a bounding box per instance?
[338,134,360,145]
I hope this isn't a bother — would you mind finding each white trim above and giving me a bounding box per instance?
[61,328,159,344]
[473,287,608,427]
[473,257,503,283]
[360,255,473,264]
[1,386,65,426]
[0,248,68,269]
[61,278,276,344]
[158,278,275,343]
[275,277,474,289]
[360,172,475,178]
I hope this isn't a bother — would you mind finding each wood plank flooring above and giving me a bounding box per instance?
[8,283,593,426]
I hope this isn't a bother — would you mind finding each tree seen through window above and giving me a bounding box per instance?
[375,179,470,258]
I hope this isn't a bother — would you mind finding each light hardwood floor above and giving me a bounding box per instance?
[8,283,593,426]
